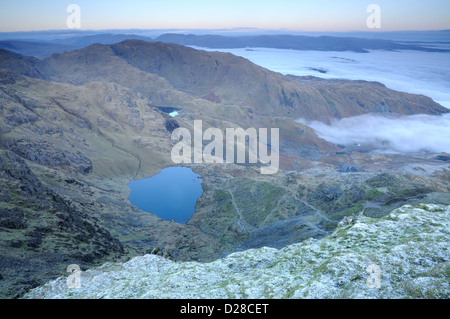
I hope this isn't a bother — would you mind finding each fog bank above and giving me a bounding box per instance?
[299,113,450,154]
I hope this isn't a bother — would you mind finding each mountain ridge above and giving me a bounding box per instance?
[1,41,444,122]
[1,32,449,58]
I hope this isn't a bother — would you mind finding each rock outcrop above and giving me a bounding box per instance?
[0,150,124,298]
[25,204,449,299]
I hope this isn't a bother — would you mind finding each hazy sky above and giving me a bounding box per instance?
[1,0,449,32]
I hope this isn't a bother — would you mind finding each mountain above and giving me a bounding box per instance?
[0,41,449,298]
[35,40,450,121]
[24,204,450,299]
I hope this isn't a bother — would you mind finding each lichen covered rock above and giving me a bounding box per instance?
[25,204,449,299]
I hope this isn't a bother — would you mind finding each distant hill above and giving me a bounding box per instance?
[0,41,73,59]
[52,33,153,47]
[156,33,450,53]
[0,33,153,58]
[1,32,448,59]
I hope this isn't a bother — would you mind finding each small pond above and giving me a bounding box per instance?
[157,106,180,117]
[128,167,203,223]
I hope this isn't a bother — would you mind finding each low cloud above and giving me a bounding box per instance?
[299,113,450,154]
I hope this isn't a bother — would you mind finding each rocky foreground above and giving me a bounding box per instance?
[25,203,449,299]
